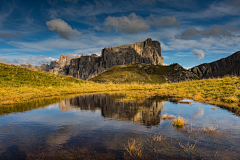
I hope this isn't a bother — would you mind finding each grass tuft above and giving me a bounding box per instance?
[124,140,143,158]
[172,116,187,128]
[151,134,166,143]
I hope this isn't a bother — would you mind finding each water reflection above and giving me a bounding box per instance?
[47,125,77,148]
[1,93,240,159]
[58,94,165,127]
[192,107,204,118]
[0,145,27,160]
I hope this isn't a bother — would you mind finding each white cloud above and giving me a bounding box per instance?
[46,19,81,40]
[0,33,14,40]
[103,13,181,34]
[148,15,180,28]
[175,28,201,39]
[0,57,11,64]
[104,13,150,34]
[0,31,22,40]
[176,25,234,39]
[192,49,205,60]
[92,26,111,32]
[202,25,232,37]
[0,56,55,65]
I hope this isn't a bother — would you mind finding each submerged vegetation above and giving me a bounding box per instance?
[1,62,240,111]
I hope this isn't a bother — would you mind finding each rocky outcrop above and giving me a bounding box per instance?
[189,51,240,79]
[20,64,41,70]
[39,54,75,75]
[40,38,166,80]
[164,63,199,83]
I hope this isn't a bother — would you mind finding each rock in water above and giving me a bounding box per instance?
[41,38,166,80]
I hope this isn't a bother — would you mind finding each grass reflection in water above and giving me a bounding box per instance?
[0,93,240,159]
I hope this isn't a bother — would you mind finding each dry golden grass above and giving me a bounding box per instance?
[161,114,176,120]
[162,114,168,120]
[124,140,143,158]
[185,125,219,134]
[179,141,197,152]
[151,134,166,142]
[1,62,240,108]
[168,115,176,119]
[172,116,187,128]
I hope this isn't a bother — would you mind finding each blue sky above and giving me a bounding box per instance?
[0,0,240,68]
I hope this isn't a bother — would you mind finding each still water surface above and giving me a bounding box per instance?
[0,93,240,159]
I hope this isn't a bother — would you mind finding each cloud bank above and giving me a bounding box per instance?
[46,19,81,40]
[104,13,180,34]
[0,31,22,40]
[176,25,235,39]
[104,13,150,34]
[0,56,55,65]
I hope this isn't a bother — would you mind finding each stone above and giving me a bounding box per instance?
[165,63,199,83]
[41,38,166,80]
[189,51,240,79]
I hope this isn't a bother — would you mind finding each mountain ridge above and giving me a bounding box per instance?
[38,38,166,80]
[189,51,240,79]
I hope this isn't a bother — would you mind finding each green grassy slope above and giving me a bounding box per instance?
[0,62,85,87]
[0,63,159,105]
[89,63,197,84]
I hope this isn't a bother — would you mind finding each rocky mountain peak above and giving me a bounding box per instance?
[189,51,240,79]
[39,38,166,80]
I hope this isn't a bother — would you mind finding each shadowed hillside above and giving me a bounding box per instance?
[89,63,199,84]
[190,51,240,79]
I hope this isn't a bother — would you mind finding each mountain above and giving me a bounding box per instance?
[40,38,166,80]
[189,51,240,79]
[89,63,199,83]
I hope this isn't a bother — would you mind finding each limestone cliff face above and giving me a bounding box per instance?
[41,38,166,80]
[189,51,240,79]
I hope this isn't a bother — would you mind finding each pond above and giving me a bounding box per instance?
[0,93,240,159]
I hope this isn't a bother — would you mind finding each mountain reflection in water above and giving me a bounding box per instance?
[1,93,240,159]
[58,94,165,127]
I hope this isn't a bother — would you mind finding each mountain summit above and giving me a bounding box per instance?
[41,38,166,80]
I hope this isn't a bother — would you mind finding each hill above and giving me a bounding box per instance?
[0,63,160,105]
[190,51,240,79]
[1,63,239,112]
[0,62,85,88]
[89,63,199,83]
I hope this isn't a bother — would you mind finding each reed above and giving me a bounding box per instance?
[179,141,197,152]
[124,140,143,158]
[172,116,187,128]
[152,134,166,143]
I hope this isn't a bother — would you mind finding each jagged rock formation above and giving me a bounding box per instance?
[189,51,240,79]
[165,63,199,83]
[40,54,75,75]
[20,64,41,70]
[41,38,166,80]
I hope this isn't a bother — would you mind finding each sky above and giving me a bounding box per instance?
[0,0,240,68]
